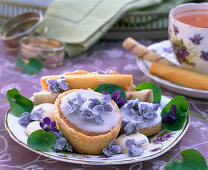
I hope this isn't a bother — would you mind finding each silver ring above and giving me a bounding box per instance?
[19,36,65,68]
[0,12,43,51]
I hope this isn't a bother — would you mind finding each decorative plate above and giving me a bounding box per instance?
[5,96,189,165]
[137,40,208,99]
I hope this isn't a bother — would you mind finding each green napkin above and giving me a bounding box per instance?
[38,0,163,58]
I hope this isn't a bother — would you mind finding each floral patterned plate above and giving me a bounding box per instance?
[137,40,208,99]
[5,95,189,165]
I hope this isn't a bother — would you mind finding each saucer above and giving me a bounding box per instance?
[137,40,208,99]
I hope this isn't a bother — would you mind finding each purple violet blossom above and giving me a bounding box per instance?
[40,117,59,133]
[162,104,177,124]
[103,140,121,156]
[189,34,203,45]
[173,25,179,35]
[200,51,208,62]
[103,90,126,107]
[47,77,69,92]
[125,139,145,157]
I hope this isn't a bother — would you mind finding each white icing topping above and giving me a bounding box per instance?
[121,102,161,128]
[61,90,121,133]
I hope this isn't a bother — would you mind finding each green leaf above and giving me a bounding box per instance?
[134,82,161,103]
[6,88,33,117]
[27,129,56,151]
[16,58,42,75]
[161,96,189,131]
[94,83,126,99]
[166,149,208,170]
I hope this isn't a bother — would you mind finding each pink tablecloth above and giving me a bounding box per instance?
[0,40,207,170]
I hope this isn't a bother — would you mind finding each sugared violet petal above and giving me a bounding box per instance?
[18,112,31,125]
[103,139,121,156]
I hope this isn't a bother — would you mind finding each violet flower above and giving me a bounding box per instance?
[40,117,59,133]
[103,90,126,107]
[125,139,145,157]
[81,108,104,125]
[200,51,208,62]
[88,94,112,112]
[47,77,69,92]
[189,34,203,45]
[162,104,177,123]
[103,139,121,156]
[173,25,179,35]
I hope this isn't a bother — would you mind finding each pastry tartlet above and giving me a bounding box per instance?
[121,99,162,136]
[54,89,122,154]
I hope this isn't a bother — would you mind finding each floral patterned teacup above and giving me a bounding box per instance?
[169,3,208,75]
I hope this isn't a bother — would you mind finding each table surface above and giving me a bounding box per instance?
[0,40,207,170]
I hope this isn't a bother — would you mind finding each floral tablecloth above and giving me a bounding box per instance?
[0,40,207,170]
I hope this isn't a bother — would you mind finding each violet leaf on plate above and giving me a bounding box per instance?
[6,88,33,117]
[134,82,161,103]
[161,96,189,131]
[27,129,56,151]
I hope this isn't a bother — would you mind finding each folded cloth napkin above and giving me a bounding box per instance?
[38,0,163,58]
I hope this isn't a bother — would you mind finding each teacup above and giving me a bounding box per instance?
[169,3,208,75]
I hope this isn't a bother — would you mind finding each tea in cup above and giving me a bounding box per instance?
[169,3,208,75]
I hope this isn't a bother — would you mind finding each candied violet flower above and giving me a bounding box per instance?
[126,99,140,115]
[65,142,73,152]
[53,137,66,150]
[126,139,145,157]
[67,93,86,114]
[88,94,112,113]
[31,107,43,121]
[162,104,177,124]
[47,77,69,92]
[103,90,126,107]
[140,103,159,120]
[124,122,140,136]
[189,34,203,45]
[52,131,63,140]
[200,51,208,62]
[40,117,59,133]
[18,112,31,125]
[52,133,73,152]
[97,70,113,74]
[81,109,104,125]
[103,139,121,156]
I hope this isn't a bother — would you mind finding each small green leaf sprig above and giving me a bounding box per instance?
[135,82,161,103]
[6,88,33,117]
[27,129,56,151]
[16,58,42,75]
[165,149,208,170]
